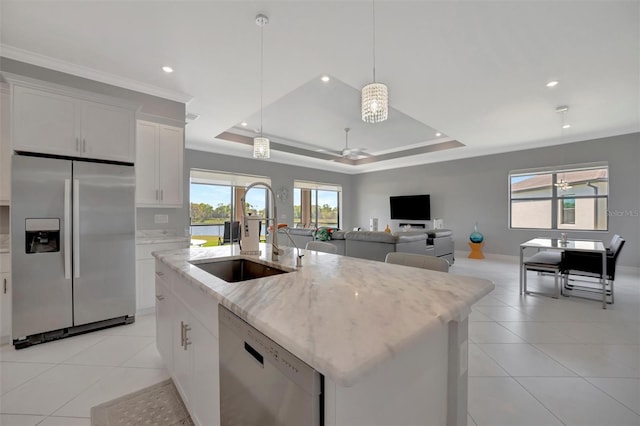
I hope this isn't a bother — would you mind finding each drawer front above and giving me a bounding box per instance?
[136,241,187,259]
[0,253,10,272]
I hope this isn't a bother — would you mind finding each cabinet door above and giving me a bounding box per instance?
[172,298,193,406]
[81,101,135,163]
[155,277,173,370]
[0,273,11,343]
[135,121,159,205]
[157,125,184,207]
[190,320,221,426]
[12,86,80,157]
[137,259,157,313]
[0,87,10,203]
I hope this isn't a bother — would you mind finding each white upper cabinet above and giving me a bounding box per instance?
[12,86,79,157]
[1,85,11,204]
[10,82,136,163]
[136,120,183,207]
[81,101,135,163]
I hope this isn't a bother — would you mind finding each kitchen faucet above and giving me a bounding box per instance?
[278,225,304,267]
[241,182,279,261]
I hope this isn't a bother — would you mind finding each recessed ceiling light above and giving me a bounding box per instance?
[321,75,330,82]
[562,124,571,129]
[435,132,442,137]
[162,66,174,73]
[546,80,559,87]
[240,122,248,127]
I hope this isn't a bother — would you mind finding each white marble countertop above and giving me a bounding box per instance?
[136,229,189,245]
[154,244,494,386]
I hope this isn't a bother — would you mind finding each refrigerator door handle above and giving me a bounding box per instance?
[64,179,72,279]
[73,179,80,278]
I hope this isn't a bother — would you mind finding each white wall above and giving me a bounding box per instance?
[353,133,640,267]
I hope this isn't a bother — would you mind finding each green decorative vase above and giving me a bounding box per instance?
[470,222,484,243]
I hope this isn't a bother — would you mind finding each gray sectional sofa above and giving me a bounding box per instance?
[280,228,455,264]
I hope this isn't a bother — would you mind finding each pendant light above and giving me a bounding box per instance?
[554,105,573,191]
[253,14,270,159]
[361,0,388,124]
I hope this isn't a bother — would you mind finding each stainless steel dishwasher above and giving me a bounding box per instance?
[219,305,323,426]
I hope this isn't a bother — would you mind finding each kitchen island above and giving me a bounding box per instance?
[154,244,494,426]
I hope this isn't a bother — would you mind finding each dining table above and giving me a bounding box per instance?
[519,237,608,308]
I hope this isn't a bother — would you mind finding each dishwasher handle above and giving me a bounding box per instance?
[244,342,264,367]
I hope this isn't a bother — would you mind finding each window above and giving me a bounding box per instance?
[293,181,342,229]
[509,163,608,231]
[189,170,271,246]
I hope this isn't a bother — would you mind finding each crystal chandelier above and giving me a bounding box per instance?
[361,1,388,123]
[253,14,270,159]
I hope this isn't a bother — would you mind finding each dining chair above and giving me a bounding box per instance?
[562,235,625,304]
[384,252,449,272]
[523,251,563,299]
[305,241,338,254]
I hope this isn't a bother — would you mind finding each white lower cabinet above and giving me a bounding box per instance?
[0,253,11,344]
[0,272,11,344]
[137,241,187,314]
[155,277,173,370]
[155,262,220,426]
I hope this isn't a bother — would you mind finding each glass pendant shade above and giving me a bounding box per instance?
[253,137,270,159]
[361,82,388,123]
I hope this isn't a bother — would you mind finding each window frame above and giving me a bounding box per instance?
[508,162,609,231]
[189,170,271,239]
[293,180,342,229]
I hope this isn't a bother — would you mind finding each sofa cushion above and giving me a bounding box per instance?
[345,231,398,243]
[332,230,346,240]
[426,229,453,238]
[395,233,428,243]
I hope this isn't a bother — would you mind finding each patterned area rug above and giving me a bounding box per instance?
[91,379,194,426]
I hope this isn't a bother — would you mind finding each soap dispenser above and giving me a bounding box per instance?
[384,224,391,233]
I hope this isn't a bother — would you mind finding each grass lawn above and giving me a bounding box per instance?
[191,235,268,247]
[192,235,221,247]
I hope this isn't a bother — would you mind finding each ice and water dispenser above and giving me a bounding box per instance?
[25,218,60,254]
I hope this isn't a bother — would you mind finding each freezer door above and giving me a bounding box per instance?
[12,155,73,338]
[73,161,135,325]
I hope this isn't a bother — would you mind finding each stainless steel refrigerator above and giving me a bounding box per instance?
[12,154,135,348]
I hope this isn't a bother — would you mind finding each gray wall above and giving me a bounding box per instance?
[353,133,640,267]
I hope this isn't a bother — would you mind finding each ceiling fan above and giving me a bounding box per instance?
[325,128,371,160]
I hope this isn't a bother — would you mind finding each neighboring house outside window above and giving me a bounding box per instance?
[293,180,342,229]
[509,163,608,231]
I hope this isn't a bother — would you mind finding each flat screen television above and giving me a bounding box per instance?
[390,195,431,220]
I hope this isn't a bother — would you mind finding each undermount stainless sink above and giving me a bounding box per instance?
[191,258,290,283]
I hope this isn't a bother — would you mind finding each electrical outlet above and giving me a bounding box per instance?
[154,214,169,224]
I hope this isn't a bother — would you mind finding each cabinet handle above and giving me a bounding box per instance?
[75,138,80,152]
[3,278,6,294]
[180,321,185,347]
[82,139,86,153]
[160,189,163,201]
[156,294,165,301]
[156,189,159,200]
[156,271,164,277]
[183,324,192,350]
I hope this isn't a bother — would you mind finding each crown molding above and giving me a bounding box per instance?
[0,44,193,104]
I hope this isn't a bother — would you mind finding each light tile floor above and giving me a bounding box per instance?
[0,256,638,426]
